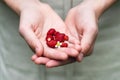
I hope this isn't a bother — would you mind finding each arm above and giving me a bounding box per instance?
[82,0,117,18]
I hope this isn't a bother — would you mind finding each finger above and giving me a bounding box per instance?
[76,46,93,62]
[66,41,81,53]
[68,34,81,45]
[76,45,94,62]
[19,26,43,56]
[46,58,76,68]
[76,53,84,62]
[68,42,81,52]
[44,47,68,60]
[34,57,50,65]
[31,54,38,61]
[58,48,79,57]
[64,30,81,52]
[68,35,81,51]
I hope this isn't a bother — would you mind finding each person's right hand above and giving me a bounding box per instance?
[19,3,81,62]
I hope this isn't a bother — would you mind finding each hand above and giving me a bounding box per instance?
[65,3,99,61]
[19,2,81,67]
[19,3,81,61]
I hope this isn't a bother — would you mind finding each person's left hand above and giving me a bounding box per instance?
[65,3,99,61]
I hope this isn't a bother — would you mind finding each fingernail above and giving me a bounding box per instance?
[78,53,84,62]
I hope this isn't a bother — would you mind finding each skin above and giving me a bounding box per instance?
[65,3,99,60]
[19,4,82,60]
[32,0,117,68]
[3,0,117,68]
[3,0,81,64]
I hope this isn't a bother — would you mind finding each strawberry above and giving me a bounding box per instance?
[64,35,69,41]
[60,42,68,47]
[54,31,60,36]
[46,35,54,42]
[46,40,57,48]
[46,28,69,48]
[47,28,56,35]
[55,33,65,42]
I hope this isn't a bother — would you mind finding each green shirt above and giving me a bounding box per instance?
[0,0,120,80]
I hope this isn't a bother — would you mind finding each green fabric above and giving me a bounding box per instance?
[0,1,120,80]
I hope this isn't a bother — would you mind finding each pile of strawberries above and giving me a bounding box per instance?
[46,28,69,48]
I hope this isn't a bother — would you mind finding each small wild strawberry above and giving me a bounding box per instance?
[46,35,53,42]
[55,33,65,42]
[54,31,60,36]
[64,35,69,41]
[60,42,68,47]
[46,40,57,48]
[47,28,56,35]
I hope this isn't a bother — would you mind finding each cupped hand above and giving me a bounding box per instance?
[19,3,81,65]
[65,4,98,61]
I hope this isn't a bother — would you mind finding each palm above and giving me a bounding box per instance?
[19,5,81,67]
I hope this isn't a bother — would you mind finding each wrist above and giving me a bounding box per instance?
[81,0,117,18]
[4,0,42,15]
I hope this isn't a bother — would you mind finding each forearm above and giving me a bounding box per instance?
[3,0,41,14]
[82,0,117,18]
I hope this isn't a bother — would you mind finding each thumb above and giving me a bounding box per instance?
[19,26,43,56]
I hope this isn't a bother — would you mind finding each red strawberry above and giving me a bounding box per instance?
[47,28,56,35]
[46,40,57,48]
[60,42,68,47]
[46,28,69,48]
[64,35,69,41]
[46,35,53,42]
[54,31,60,36]
[55,33,65,42]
